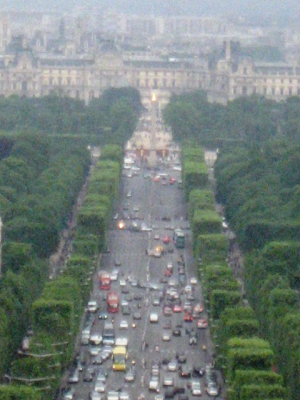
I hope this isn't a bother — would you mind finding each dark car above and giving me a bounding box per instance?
[174,386,186,394]
[193,364,205,377]
[173,326,182,337]
[179,365,192,378]
[134,293,142,301]
[122,305,131,315]
[178,395,189,400]
[164,388,175,398]
[83,366,95,382]
[176,351,187,364]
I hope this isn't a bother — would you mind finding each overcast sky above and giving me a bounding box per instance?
[0,0,300,19]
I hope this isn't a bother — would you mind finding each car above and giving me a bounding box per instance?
[197,319,208,329]
[173,304,182,313]
[151,362,160,376]
[149,375,160,392]
[163,375,175,387]
[154,234,160,240]
[98,311,108,320]
[115,337,128,347]
[162,332,171,341]
[94,381,106,393]
[176,351,187,364]
[127,191,132,198]
[68,369,79,384]
[206,382,219,396]
[125,367,136,382]
[107,391,120,400]
[160,277,168,284]
[89,346,101,356]
[101,293,107,301]
[90,334,102,345]
[168,360,178,372]
[205,366,217,383]
[92,353,105,365]
[131,279,138,287]
[154,395,164,400]
[102,345,113,357]
[110,272,118,281]
[184,285,192,294]
[164,269,172,277]
[164,388,175,398]
[87,301,98,313]
[172,326,182,337]
[63,388,76,400]
[163,236,171,244]
[174,387,186,395]
[120,319,128,329]
[191,381,202,396]
[119,279,126,286]
[98,367,108,377]
[153,297,161,306]
[89,391,102,400]
[122,305,131,315]
[150,313,159,323]
[178,395,189,400]
[186,293,195,301]
[81,332,90,345]
[134,293,142,300]
[119,391,130,400]
[184,312,193,322]
[169,177,177,184]
[178,274,186,286]
[193,304,204,316]
[121,286,129,294]
[114,258,121,266]
[84,366,95,382]
[193,364,205,377]
[163,306,173,316]
[179,365,192,378]
[190,277,197,285]
[133,311,142,320]
[183,302,192,312]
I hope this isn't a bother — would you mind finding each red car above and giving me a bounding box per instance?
[197,319,208,329]
[169,177,177,185]
[163,306,173,316]
[164,270,172,277]
[173,304,182,313]
[163,236,171,244]
[184,312,193,322]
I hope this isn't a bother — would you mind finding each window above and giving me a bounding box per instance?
[243,67,247,75]
[242,86,247,95]
[272,87,275,95]
[289,88,292,96]
[280,88,284,95]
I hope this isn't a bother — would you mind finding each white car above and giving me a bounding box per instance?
[190,277,197,285]
[115,337,128,347]
[89,346,101,356]
[163,375,174,386]
[90,334,102,345]
[94,381,106,393]
[167,360,178,372]
[120,320,129,329]
[185,285,192,294]
[149,375,160,392]
[150,313,159,323]
[162,332,171,341]
[107,391,120,400]
[87,301,98,313]
[119,279,126,287]
[110,272,118,281]
[120,391,130,400]
[191,381,202,396]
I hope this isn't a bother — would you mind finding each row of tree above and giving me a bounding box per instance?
[163,91,300,147]
[182,146,286,400]
[0,145,123,399]
[0,87,142,145]
[0,135,90,391]
[215,142,300,399]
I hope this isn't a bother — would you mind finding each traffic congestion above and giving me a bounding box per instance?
[62,152,223,400]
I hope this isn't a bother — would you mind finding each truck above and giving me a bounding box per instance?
[107,291,119,313]
[99,271,111,290]
[173,229,185,249]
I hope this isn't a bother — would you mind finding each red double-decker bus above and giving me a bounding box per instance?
[107,292,119,313]
[99,272,111,290]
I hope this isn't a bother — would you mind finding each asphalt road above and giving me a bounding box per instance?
[65,157,223,400]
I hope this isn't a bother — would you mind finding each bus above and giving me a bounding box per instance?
[99,271,111,290]
[173,229,185,249]
[107,292,119,313]
[112,346,127,371]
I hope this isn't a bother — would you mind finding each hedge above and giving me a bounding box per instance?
[196,233,229,262]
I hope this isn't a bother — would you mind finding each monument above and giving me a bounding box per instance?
[148,92,158,167]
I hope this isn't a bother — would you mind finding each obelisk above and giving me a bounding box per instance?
[148,92,157,167]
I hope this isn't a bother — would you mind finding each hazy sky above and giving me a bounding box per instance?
[0,0,299,18]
